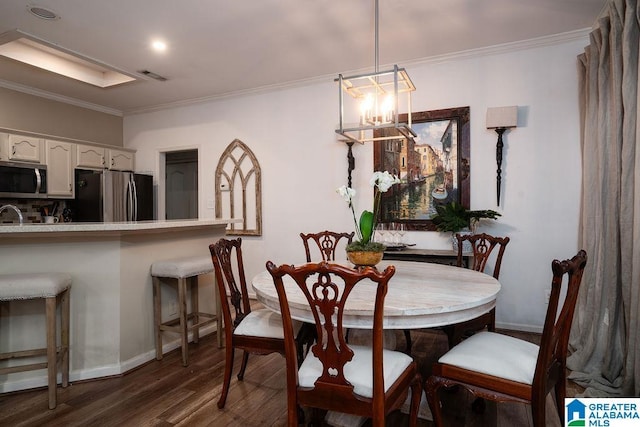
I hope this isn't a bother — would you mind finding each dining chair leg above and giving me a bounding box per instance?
[487,308,496,332]
[531,388,549,427]
[311,408,325,426]
[554,376,566,425]
[237,351,249,380]
[217,345,235,409]
[215,287,223,348]
[296,405,305,425]
[409,374,422,427]
[425,375,446,427]
[404,329,412,353]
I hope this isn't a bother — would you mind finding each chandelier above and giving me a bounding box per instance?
[335,0,416,144]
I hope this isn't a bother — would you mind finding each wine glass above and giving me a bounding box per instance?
[375,223,387,244]
[388,222,399,245]
[397,223,406,245]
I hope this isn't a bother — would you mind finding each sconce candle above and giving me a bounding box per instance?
[486,106,518,206]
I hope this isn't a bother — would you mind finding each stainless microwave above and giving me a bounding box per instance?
[0,161,47,198]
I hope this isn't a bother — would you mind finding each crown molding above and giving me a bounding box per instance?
[1,29,591,118]
[401,28,591,68]
[0,79,123,117]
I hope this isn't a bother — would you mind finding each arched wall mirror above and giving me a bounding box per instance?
[215,139,262,236]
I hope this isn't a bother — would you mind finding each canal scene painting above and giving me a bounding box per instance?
[373,107,470,230]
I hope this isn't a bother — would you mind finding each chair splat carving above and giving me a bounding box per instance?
[300,230,354,262]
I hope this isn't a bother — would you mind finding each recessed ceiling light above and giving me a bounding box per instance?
[0,29,137,88]
[151,40,167,52]
[27,4,60,21]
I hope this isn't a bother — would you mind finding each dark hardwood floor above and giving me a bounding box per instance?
[0,324,582,426]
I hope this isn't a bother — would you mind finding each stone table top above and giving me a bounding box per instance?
[252,259,501,329]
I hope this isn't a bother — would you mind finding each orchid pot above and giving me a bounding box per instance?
[337,171,401,265]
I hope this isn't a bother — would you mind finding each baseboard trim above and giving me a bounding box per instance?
[496,321,543,334]
[0,322,219,394]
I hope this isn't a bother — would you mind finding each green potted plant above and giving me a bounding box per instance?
[336,171,400,266]
[431,202,501,248]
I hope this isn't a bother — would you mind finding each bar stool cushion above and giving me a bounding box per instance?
[0,273,72,301]
[151,256,213,279]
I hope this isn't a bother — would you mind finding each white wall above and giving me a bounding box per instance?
[0,87,123,146]
[125,34,586,332]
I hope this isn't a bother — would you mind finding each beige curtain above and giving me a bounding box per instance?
[567,0,640,397]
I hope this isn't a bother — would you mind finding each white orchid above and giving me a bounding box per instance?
[336,185,356,205]
[370,171,400,193]
[337,171,400,247]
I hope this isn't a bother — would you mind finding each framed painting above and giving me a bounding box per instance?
[373,106,470,231]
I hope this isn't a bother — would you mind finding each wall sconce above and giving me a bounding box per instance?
[346,141,355,188]
[486,106,518,206]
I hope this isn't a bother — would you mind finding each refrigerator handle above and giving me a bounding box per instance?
[131,178,138,221]
[126,179,133,221]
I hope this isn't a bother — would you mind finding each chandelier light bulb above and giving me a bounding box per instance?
[381,94,395,123]
[360,93,374,124]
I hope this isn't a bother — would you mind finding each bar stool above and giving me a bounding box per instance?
[0,273,71,409]
[151,256,221,366]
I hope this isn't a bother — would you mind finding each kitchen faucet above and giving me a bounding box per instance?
[0,204,24,225]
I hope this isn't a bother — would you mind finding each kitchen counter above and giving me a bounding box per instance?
[0,218,240,237]
[0,218,239,394]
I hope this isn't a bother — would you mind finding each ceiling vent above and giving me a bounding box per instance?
[27,5,60,20]
[138,70,168,82]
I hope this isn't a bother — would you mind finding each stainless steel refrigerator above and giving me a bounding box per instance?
[73,169,154,222]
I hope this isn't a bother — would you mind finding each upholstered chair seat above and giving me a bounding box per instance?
[299,344,414,397]
[437,332,538,385]
[234,308,302,338]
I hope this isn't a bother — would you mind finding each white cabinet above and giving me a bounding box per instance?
[2,131,136,199]
[76,144,106,169]
[76,145,134,171]
[107,148,134,171]
[46,140,75,198]
[0,133,8,161]
[8,134,43,163]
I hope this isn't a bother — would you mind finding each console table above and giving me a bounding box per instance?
[383,248,472,267]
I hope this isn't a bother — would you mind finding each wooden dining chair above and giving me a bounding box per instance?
[267,261,422,427]
[298,230,355,357]
[300,230,354,262]
[209,237,300,409]
[425,249,587,427]
[441,232,510,348]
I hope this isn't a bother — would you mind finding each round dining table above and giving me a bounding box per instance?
[251,259,501,330]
